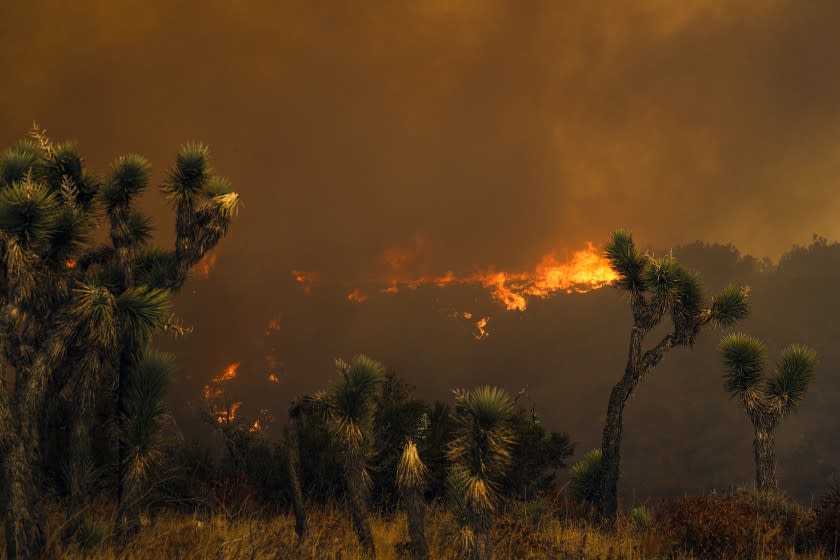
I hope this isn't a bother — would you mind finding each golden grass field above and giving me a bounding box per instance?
[38,497,836,560]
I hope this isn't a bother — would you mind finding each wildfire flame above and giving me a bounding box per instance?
[267,373,280,383]
[351,241,618,311]
[474,316,490,340]
[265,318,282,337]
[212,362,240,384]
[291,270,319,293]
[347,288,368,303]
[193,251,218,279]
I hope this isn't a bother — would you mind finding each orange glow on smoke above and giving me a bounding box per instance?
[193,252,217,278]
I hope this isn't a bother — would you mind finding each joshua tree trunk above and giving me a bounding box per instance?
[469,514,492,560]
[66,412,92,531]
[599,320,674,521]
[753,427,777,492]
[286,405,307,540]
[345,451,376,559]
[403,487,428,560]
[2,438,46,560]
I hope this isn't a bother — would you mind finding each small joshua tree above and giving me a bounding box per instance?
[447,386,515,560]
[598,230,750,521]
[397,439,429,560]
[719,333,817,491]
[319,355,385,559]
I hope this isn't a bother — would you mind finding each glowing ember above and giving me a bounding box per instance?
[212,362,240,384]
[193,251,217,279]
[291,270,319,293]
[65,259,76,269]
[347,289,368,303]
[265,318,282,337]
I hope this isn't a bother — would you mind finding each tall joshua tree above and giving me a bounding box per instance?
[447,386,515,560]
[0,127,239,559]
[598,230,750,521]
[720,333,817,491]
[318,355,385,559]
[397,439,429,560]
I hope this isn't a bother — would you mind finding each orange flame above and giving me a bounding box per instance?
[214,401,242,424]
[291,270,319,293]
[249,419,262,432]
[347,289,368,303]
[193,252,217,279]
[65,259,76,269]
[267,373,280,383]
[265,318,282,337]
[368,242,617,311]
[474,316,490,340]
[212,362,240,384]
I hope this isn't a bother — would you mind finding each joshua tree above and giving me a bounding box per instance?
[719,333,817,491]
[120,350,175,528]
[447,386,516,560]
[397,439,429,560]
[286,398,310,541]
[0,127,239,558]
[598,230,750,521]
[318,355,385,558]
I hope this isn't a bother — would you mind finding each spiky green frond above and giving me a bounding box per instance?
[72,285,117,348]
[397,439,428,491]
[765,345,817,415]
[448,386,515,513]
[134,249,178,289]
[720,333,766,396]
[123,349,174,480]
[328,355,385,448]
[126,209,154,246]
[115,286,171,348]
[641,255,684,310]
[604,230,645,291]
[162,142,210,204]
[1,141,40,186]
[42,142,83,192]
[710,285,751,327]
[204,176,233,198]
[569,448,603,503]
[0,180,62,243]
[46,208,94,266]
[101,154,151,207]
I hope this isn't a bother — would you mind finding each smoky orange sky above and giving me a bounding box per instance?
[3,1,840,499]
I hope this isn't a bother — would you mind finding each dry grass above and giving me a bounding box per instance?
[31,498,834,560]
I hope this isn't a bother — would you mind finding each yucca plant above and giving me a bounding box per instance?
[318,355,386,558]
[0,126,239,559]
[569,448,603,504]
[598,230,750,521]
[120,349,174,529]
[447,386,516,560]
[720,333,817,491]
[397,439,429,560]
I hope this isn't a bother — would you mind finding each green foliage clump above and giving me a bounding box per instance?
[569,449,602,504]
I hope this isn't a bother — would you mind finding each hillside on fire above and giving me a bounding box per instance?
[4,1,840,559]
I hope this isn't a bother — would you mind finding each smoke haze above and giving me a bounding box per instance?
[2,0,840,500]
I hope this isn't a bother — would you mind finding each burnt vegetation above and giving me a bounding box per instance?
[0,131,839,560]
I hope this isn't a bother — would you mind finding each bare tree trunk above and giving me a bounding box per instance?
[599,327,644,521]
[2,438,46,560]
[66,412,92,533]
[403,488,428,560]
[286,409,307,540]
[345,453,376,559]
[753,428,777,492]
